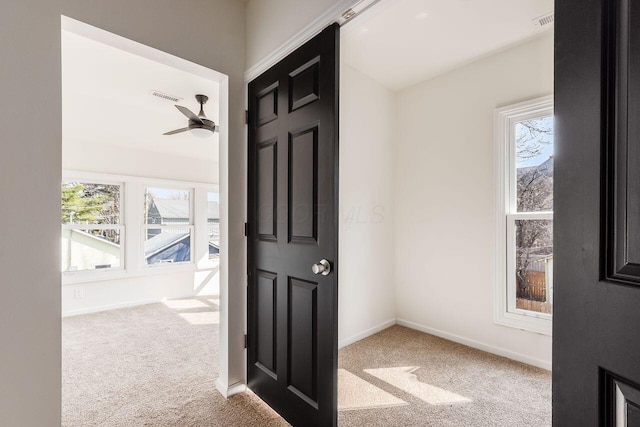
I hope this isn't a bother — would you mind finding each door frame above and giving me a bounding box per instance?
[243,0,380,83]
[60,15,238,397]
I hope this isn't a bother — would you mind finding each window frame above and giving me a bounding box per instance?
[61,177,126,279]
[494,95,554,336]
[142,186,195,268]
[205,191,221,264]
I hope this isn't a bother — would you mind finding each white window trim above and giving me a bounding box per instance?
[62,170,218,285]
[199,188,221,269]
[494,95,553,336]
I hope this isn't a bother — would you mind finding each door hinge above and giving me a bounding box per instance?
[244,334,247,349]
[244,222,248,237]
[244,110,249,125]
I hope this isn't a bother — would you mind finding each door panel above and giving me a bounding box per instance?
[603,372,640,425]
[247,24,339,427]
[257,140,277,241]
[605,0,640,284]
[289,57,320,112]
[555,0,640,425]
[257,83,279,126]
[289,125,318,243]
[256,270,277,377]
[288,277,318,406]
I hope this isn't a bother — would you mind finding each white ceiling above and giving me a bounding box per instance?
[342,0,554,90]
[62,31,219,161]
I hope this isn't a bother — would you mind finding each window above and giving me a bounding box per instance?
[143,187,193,266]
[61,180,124,272]
[61,172,218,283]
[207,192,220,261]
[495,96,553,335]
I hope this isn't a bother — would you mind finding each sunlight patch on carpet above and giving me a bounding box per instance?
[162,299,210,310]
[178,311,219,325]
[338,369,408,411]
[364,367,472,405]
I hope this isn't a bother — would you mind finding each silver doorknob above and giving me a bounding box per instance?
[312,259,331,276]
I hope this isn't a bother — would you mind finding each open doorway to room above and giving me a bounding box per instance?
[335,0,554,425]
[59,17,241,425]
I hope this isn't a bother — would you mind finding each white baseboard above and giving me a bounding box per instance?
[339,318,397,349]
[215,379,246,399]
[396,319,551,371]
[62,297,171,317]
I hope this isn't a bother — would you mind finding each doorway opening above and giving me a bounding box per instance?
[335,0,554,425]
[60,16,233,425]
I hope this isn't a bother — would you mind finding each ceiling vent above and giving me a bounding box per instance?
[150,90,182,103]
[533,12,554,28]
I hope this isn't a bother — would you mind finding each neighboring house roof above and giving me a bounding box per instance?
[143,231,219,261]
[152,199,188,219]
[144,232,190,258]
[152,199,219,220]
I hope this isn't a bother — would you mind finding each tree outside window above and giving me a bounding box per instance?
[513,117,554,315]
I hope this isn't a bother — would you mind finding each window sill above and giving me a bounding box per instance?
[494,310,552,336]
[62,262,218,285]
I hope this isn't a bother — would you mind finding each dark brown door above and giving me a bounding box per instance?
[247,24,339,427]
[555,0,640,424]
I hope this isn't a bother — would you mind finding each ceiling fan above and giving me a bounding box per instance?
[163,94,218,138]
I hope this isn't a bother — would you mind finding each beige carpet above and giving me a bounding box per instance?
[62,297,287,427]
[337,368,408,411]
[338,326,551,427]
[63,300,550,426]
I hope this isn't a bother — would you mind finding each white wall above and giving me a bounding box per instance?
[63,143,219,184]
[338,63,397,348]
[63,269,219,316]
[394,33,554,369]
[0,1,246,424]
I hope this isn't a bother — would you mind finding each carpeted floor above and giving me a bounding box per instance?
[337,326,551,427]
[63,298,551,426]
[62,297,286,427]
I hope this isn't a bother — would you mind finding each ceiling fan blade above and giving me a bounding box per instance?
[175,105,203,124]
[163,127,190,136]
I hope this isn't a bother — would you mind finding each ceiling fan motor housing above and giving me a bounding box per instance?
[195,94,209,105]
[189,117,215,129]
